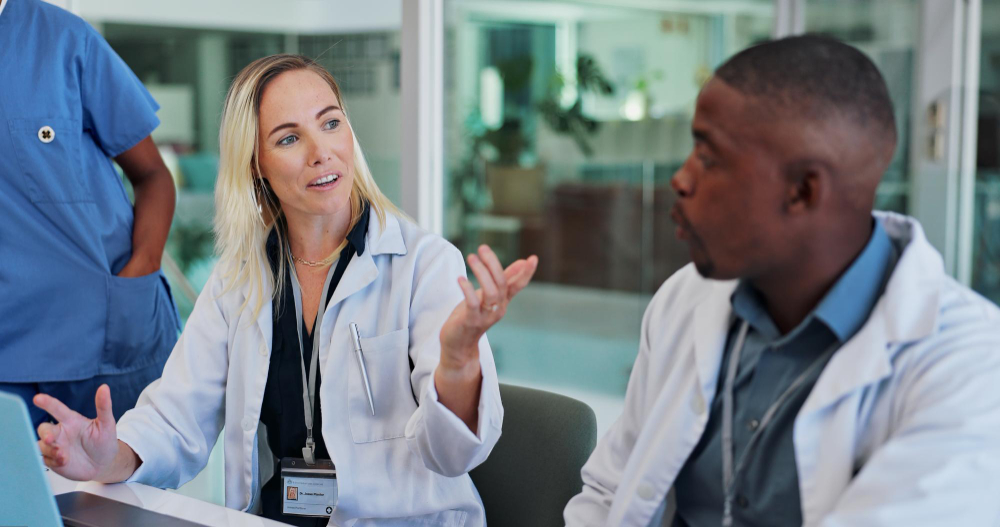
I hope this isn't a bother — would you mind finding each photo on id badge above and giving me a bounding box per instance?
[282,457,337,517]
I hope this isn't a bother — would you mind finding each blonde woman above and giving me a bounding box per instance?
[33,54,537,526]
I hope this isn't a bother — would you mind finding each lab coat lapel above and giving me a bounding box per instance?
[798,309,892,418]
[692,279,738,397]
[799,213,942,418]
[328,212,407,309]
[328,248,379,308]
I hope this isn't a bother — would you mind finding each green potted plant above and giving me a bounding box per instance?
[536,54,615,156]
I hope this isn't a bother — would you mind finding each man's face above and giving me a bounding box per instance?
[670,78,799,280]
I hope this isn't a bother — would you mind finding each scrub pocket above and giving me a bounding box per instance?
[8,117,92,203]
[348,327,417,443]
[104,271,177,372]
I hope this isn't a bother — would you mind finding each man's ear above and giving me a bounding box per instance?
[783,159,828,215]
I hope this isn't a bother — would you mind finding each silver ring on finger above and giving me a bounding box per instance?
[482,303,499,313]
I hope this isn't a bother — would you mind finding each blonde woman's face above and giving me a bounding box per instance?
[257,69,355,221]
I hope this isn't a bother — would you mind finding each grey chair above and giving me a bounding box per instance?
[469,383,598,527]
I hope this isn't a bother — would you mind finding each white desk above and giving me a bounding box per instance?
[47,470,286,527]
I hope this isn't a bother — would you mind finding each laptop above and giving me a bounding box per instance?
[0,391,207,527]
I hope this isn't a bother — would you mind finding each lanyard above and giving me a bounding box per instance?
[287,255,338,465]
[720,320,839,526]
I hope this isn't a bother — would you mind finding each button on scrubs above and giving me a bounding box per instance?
[0,0,179,426]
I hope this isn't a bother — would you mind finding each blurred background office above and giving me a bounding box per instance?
[44,0,999,506]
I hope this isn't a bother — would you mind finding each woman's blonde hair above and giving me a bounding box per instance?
[213,54,402,318]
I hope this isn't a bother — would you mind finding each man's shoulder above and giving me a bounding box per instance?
[937,276,1000,327]
[926,277,1000,352]
[889,276,1000,383]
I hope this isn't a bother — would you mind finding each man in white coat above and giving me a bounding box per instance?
[564,35,1000,527]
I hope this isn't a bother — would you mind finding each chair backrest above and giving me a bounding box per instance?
[469,383,598,527]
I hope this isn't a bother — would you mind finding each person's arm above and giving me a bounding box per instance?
[114,136,176,278]
[435,245,537,432]
[403,240,535,477]
[97,441,142,483]
[563,268,694,526]
[77,24,170,277]
[817,322,1000,527]
[563,323,655,526]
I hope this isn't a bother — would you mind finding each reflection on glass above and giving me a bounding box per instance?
[805,0,918,214]
[102,25,403,322]
[443,0,773,430]
[974,2,1000,304]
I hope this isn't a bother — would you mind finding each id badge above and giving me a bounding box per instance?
[281,457,337,517]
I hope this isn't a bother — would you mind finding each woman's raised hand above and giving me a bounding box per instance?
[439,245,538,371]
[34,384,122,482]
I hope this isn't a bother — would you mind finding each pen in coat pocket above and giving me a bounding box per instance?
[350,322,376,416]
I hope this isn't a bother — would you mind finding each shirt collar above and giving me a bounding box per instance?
[732,218,898,344]
[813,219,897,342]
[347,201,370,256]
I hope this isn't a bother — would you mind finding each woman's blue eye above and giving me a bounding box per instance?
[324,119,340,130]
[277,135,297,146]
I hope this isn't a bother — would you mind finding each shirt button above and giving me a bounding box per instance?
[690,394,706,415]
[241,418,255,432]
[246,491,252,503]
[637,484,655,501]
[259,342,268,357]
[736,494,749,508]
[38,125,55,143]
[748,419,760,431]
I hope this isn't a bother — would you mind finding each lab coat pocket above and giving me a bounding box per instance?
[104,271,176,371]
[352,509,468,526]
[8,117,92,203]
[348,327,417,443]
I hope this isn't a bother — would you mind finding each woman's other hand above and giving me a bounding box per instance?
[34,384,138,482]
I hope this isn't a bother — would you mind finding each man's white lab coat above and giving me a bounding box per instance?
[565,212,1000,527]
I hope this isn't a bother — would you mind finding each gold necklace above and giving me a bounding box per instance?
[290,240,347,267]
[291,253,337,267]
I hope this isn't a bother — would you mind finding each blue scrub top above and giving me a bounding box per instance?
[0,0,179,382]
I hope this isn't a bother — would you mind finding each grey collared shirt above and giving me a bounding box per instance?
[671,219,898,527]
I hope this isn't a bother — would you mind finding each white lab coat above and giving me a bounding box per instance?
[564,212,1000,527]
[116,212,503,527]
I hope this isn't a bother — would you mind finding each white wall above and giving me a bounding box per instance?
[72,0,401,33]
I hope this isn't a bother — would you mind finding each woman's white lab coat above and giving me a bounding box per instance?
[116,212,503,527]
[564,212,1000,527]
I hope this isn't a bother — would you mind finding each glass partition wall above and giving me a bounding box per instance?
[441,0,775,430]
[974,0,1000,304]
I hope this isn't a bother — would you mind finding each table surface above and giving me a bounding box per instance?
[47,470,288,527]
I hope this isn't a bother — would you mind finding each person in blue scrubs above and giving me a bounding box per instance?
[0,0,180,428]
